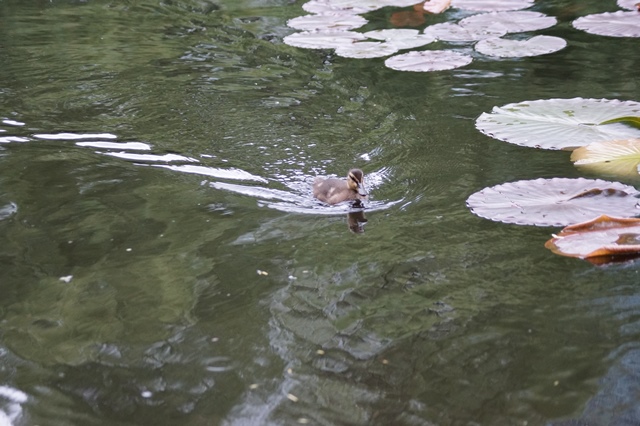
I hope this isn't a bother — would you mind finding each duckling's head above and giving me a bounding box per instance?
[347,169,368,198]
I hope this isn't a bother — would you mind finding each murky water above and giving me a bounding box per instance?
[1,0,640,424]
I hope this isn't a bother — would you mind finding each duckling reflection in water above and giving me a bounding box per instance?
[313,169,368,205]
[347,202,368,233]
[314,169,369,233]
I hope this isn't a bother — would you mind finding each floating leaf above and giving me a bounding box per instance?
[600,116,640,129]
[302,0,419,14]
[384,50,472,72]
[545,215,640,262]
[364,29,435,49]
[390,10,426,27]
[283,30,366,49]
[460,11,556,34]
[476,98,640,150]
[335,41,399,58]
[466,178,640,227]
[287,13,368,31]
[452,0,534,12]
[423,0,451,14]
[475,35,566,57]
[571,138,640,177]
[303,0,372,14]
[364,29,419,40]
[617,0,640,11]
[573,11,640,38]
[423,22,506,41]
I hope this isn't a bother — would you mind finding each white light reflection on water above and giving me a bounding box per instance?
[100,152,199,163]
[75,141,151,150]
[33,132,118,140]
[0,385,27,426]
[155,164,268,183]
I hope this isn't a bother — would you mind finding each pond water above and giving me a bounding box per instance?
[1,0,640,424]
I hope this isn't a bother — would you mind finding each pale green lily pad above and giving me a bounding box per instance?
[460,11,557,34]
[283,30,366,49]
[573,11,640,38]
[384,50,472,72]
[302,0,418,14]
[287,13,368,31]
[303,0,372,14]
[452,0,534,12]
[466,178,640,227]
[364,29,435,49]
[385,34,436,50]
[475,35,566,58]
[335,41,399,58]
[476,98,640,150]
[423,22,506,41]
[364,29,420,40]
[571,138,640,177]
[618,0,639,11]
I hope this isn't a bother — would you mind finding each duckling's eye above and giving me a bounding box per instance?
[348,173,357,182]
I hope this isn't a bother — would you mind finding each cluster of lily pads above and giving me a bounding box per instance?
[573,0,640,38]
[283,0,639,72]
[466,97,640,264]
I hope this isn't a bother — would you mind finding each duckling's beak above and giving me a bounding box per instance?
[357,182,368,197]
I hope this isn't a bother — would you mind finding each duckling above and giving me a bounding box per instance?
[313,169,368,205]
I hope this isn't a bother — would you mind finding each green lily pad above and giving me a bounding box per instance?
[287,13,368,31]
[600,116,640,129]
[384,50,472,72]
[283,30,366,49]
[460,11,556,34]
[475,35,566,58]
[302,0,418,14]
[618,0,640,11]
[573,11,640,38]
[466,178,640,226]
[476,98,640,150]
[571,138,640,177]
[364,29,435,49]
[335,41,399,58]
[452,0,534,12]
[423,22,506,42]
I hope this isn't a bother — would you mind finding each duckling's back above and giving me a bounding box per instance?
[313,177,352,205]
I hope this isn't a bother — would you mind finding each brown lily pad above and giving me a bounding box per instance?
[466,178,640,226]
[545,215,640,262]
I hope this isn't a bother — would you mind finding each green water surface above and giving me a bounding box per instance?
[1,0,639,424]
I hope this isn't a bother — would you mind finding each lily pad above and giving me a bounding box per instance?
[303,0,372,14]
[452,0,534,12]
[466,178,640,226]
[618,0,640,11]
[302,0,419,14]
[364,29,435,49]
[475,98,640,150]
[384,50,472,72]
[287,13,368,31]
[475,35,566,57]
[460,11,557,34]
[571,138,640,177]
[545,215,640,261]
[335,41,399,58]
[422,0,451,14]
[423,22,506,41]
[573,11,640,38]
[364,29,419,40]
[283,30,366,49]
